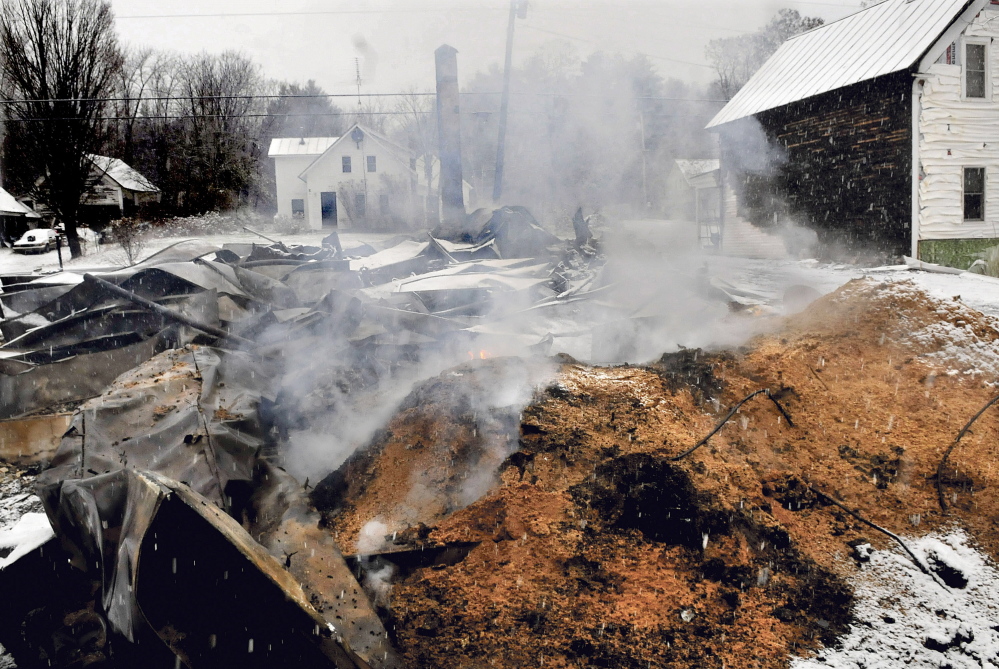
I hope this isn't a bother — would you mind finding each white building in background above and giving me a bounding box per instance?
[269,124,424,231]
[267,136,338,223]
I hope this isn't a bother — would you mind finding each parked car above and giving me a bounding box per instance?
[12,228,60,254]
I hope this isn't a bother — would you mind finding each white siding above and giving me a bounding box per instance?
[918,9,999,240]
[274,156,314,220]
[719,179,788,259]
[302,133,417,230]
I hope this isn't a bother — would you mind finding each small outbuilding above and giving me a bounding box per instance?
[665,159,720,247]
[80,155,161,225]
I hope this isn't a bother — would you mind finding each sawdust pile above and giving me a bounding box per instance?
[315,278,999,668]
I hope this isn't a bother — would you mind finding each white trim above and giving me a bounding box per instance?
[919,0,987,70]
[912,77,923,258]
[960,36,992,100]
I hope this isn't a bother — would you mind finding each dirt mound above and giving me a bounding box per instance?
[319,278,999,668]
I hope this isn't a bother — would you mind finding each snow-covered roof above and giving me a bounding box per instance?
[88,155,159,193]
[674,159,719,182]
[0,186,40,218]
[268,137,339,157]
[707,0,984,128]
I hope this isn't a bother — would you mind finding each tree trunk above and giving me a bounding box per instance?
[64,217,82,258]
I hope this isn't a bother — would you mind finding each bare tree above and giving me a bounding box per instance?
[0,0,123,257]
[112,46,155,164]
[705,9,823,100]
[175,51,264,212]
[394,89,436,225]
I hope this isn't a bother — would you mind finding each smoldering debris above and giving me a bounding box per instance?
[0,205,833,669]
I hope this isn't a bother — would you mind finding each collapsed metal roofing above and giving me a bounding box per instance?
[706,0,982,128]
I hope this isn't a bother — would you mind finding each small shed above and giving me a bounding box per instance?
[665,159,720,247]
[81,155,161,224]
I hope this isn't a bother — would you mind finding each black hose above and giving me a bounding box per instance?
[809,484,947,589]
[666,388,794,462]
[936,393,999,513]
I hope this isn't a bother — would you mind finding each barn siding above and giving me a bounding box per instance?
[720,71,913,256]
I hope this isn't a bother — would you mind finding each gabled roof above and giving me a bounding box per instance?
[88,155,159,193]
[298,123,416,180]
[268,137,339,157]
[0,186,40,218]
[674,159,720,182]
[707,0,984,128]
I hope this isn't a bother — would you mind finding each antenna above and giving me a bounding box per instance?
[354,58,362,108]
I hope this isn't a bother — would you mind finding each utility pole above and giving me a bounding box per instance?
[355,58,363,109]
[492,0,526,203]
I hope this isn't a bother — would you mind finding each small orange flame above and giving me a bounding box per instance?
[479,350,489,359]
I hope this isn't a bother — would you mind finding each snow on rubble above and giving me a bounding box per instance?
[830,276,999,379]
[793,530,999,669]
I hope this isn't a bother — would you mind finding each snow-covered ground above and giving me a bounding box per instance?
[794,530,999,669]
[708,256,999,320]
[0,229,398,275]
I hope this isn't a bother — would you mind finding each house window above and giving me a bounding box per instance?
[342,156,352,173]
[965,42,987,99]
[964,167,985,221]
[354,193,366,218]
[379,193,390,214]
[291,198,305,218]
[367,156,377,172]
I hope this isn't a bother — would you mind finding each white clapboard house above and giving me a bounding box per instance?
[707,0,999,266]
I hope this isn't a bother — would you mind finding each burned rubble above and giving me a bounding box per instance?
[3,207,999,668]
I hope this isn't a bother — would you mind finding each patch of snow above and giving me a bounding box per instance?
[910,320,999,377]
[0,471,43,532]
[0,512,54,570]
[793,529,999,668]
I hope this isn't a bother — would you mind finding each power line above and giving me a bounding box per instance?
[0,92,727,105]
[116,7,510,19]
[3,108,720,123]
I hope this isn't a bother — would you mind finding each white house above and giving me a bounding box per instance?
[268,136,339,222]
[269,124,422,231]
[707,0,999,266]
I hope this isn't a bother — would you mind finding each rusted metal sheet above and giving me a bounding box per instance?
[0,413,72,465]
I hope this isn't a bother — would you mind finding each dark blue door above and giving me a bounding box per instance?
[320,192,337,227]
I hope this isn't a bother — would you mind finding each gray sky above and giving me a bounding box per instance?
[110,0,868,93]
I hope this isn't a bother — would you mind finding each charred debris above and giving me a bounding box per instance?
[0,204,718,669]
